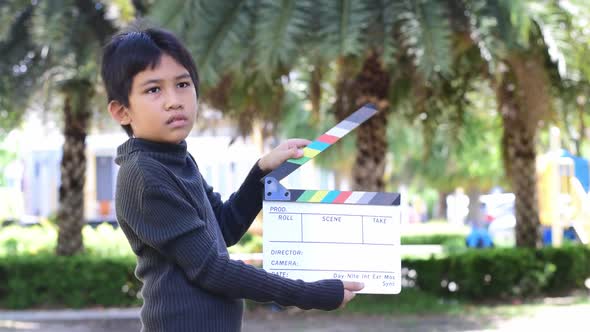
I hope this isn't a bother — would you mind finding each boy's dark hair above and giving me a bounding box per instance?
[101,27,199,137]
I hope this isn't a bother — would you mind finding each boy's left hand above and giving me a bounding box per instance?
[258,138,311,172]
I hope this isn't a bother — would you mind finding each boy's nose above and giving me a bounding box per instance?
[164,92,182,110]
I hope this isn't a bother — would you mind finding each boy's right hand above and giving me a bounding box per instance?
[339,281,364,308]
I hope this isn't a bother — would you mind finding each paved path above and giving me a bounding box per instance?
[0,303,589,332]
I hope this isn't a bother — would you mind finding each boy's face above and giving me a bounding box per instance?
[112,54,197,144]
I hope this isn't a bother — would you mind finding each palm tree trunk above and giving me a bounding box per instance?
[500,54,552,248]
[496,76,541,248]
[501,117,540,247]
[56,81,92,256]
[352,110,388,191]
[352,52,390,191]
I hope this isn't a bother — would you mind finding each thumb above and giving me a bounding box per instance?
[343,281,364,292]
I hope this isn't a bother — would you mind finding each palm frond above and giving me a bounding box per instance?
[150,0,254,86]
[506,0,531,47]
[466,0,533,54]
[171,0,253,86]
[253,0,311,79]
[316,0,372,59]
[148,0,204,36]
[399,0,453,79]
[0,0,31,40]
[365,0,408,67]
[31,1,103,82]
[0,6,42,74]
[0,2,47,134]
[531,0,590,84]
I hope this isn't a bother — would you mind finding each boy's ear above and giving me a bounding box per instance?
[108,100,131,125]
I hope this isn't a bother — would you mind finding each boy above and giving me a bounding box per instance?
[101,27,363,331]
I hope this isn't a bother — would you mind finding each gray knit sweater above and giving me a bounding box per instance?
[114,138,343,331]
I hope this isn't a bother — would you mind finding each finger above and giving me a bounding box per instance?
[343,281,364,291]
[293,148,304,158]
[287,144,304,158]
[286,138,312,148]
[277,146,303,161]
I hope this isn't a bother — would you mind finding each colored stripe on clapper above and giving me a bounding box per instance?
[266,104,378,182]
[288,189,400,206]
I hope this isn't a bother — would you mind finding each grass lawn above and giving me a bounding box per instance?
[339,289,590,318]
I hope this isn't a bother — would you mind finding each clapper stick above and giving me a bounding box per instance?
[266,104,378,182]
[262,103,402,294]
[264,103,400,205]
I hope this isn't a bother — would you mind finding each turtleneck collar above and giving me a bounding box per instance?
[115,138,188,165]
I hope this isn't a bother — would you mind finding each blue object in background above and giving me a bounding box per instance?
[560,149,590,193]
[466,227,494,248]
[573,156,589,192]
[542,226,578,245]
[542,227,552,246]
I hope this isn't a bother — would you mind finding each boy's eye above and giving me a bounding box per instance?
[145,87,160,94]
[178,82,191,88]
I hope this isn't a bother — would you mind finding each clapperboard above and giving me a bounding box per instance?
[262,104,401,294]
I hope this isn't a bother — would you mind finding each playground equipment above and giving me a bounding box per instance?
[537,128,590,245]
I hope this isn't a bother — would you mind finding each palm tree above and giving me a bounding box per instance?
[148,0,456,193]
[0,0,119,255]
[455,0,590,247]
[149,0,590,247]
[0,3,46,137]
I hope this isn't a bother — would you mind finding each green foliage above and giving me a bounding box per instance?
[401,234,465,245]
[466,0,519,57]
[0,223,137,308]
[393,84,505,191]
[0,148,16,187]
[315,0,372,59]
[1,243,587,309]
[150,0,253,85]
[0,224,56,256]
[400,226,469,256]
[0,0,30,40]
[229,232,263,254]
[0,253,140,309]
[366,0,401,67]
[82,224,135,257]
[1,1,119,257]
[342,288,463,315]
[229,232,468,255]
[253,0,311,78]
[0,3,47,136]
[404,245,590,300]
[0,0,118,130]
[0,223,133,257]
[533,0,590,155]
[277,87,358,172]
[400,0,453,78]
[148,0,460,133]
[538,245,590,293]
[1,222,588,308]
[31,0,111,82]
[228,233,466,256]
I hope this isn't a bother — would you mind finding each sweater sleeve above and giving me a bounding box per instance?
[203,161,266,246]
[126,184,343,311]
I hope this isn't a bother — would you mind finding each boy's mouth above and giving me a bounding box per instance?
[166,114,188,125]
